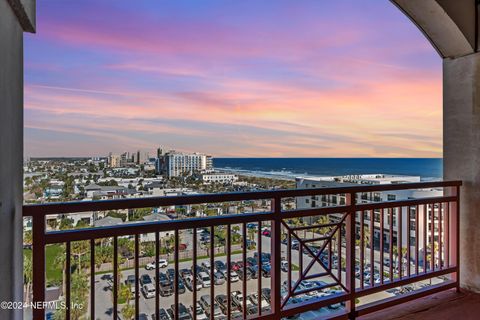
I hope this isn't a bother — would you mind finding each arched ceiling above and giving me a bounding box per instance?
[391,0,478,59]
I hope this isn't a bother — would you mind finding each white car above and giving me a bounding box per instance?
[232,291,255,310]
[145,259,168,270]
[221,269,239,282]
[230,270,239,282]
[197,272,211,288]
[141,283,156,299]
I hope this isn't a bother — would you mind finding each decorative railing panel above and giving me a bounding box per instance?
[23,181,461,320]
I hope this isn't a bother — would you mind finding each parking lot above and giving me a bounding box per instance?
[90,234,446,320]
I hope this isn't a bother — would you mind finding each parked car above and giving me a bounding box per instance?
[189,305,207,320]
[154,308,172,320]
[141,283,156,299]
[169,303,192,320]
[125,275,136,293]
[145,259,168,270]
[281,260,289,272]
[248,293,270,312]
[192,264,207,274]
[139,313,151,320]
[231,261,242,271]
[261,263,272,278]
[180,268,193,281]
[254,252,271,264]
[246,257,258,266]
[215,294,240,315]
[298,281,317,296]
[231,291,243,308]
[184,275,202,291]
[231,290,256,313]
[157,272,168,282]
[237,267,252,281]
[201,261,212,270]
[177,278,186,294]
[197,272,211,288]
[213,272,225,285]
[158,280,173,297]
[224,270,240,282]
[214,260,227,272]
[199,294,223,318]
[140,274,153,286]
[262,229,271,237]
[166,268,176,281]
[261,288,271,303]
[248,265,259,279]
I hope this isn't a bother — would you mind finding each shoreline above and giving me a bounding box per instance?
[214,167,442,182]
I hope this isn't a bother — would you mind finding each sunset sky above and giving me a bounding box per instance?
[24,0,442,158]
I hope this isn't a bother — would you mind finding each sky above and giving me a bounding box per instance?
[24,0,442,158]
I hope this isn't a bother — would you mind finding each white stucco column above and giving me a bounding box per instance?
[443,53,480,292]
[0,1,35,319]
[392,0,480,293]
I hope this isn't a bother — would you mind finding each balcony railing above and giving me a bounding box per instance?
[23,180,461,320]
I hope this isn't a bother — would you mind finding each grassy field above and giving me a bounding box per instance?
[24,244,64,285]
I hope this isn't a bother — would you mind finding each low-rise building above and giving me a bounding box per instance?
[200,172,238,184]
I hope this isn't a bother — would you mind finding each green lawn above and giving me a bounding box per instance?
[24,244,64,285]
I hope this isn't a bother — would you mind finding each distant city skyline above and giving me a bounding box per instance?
[24,0,442,158]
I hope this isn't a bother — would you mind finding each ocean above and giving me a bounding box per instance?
[213,158,442,181]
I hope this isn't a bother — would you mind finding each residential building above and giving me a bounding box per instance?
[200,172,238,184]
[108,153,121,168]
[296,174,442,260]
[162,151,213,178]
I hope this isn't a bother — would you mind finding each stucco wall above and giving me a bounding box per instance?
[444,53,480,292]
[0,0,25,319]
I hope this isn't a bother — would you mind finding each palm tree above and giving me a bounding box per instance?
[54,253,67,298]
[95,245,112,270]
[119,284,133,305]
[70,272,89,320]
[121,304,135,320]
[24,254,33,303]
[24,230,32,247]
[71,240,89,272]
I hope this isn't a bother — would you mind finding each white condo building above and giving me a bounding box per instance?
[296,174,442,263]
[164,151,213,178]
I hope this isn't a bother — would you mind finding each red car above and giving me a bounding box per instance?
[231,261,243,271]
[262,229,271,237]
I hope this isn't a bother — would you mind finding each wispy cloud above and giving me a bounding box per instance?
[24,0,441,157]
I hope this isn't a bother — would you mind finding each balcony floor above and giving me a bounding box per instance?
[360,289,480,320]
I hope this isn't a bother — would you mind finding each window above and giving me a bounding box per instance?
[387,194,396,201]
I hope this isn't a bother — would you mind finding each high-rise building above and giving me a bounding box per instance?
[108,153,121,168]
[157,147,163,159]
[162,151,213,178]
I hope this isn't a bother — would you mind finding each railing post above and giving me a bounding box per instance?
[345,192,356,319]
[271,196,282,319]
[32,214,46,320]
[448,185,460,291]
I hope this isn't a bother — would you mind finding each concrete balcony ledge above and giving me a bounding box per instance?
[360,289,480,320]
